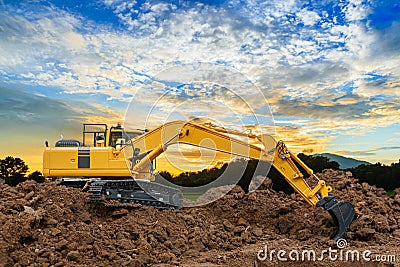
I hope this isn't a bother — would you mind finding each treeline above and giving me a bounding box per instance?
[158,159,269,193]
[159,153,344,192]
[298,154,400,191]
[158,158,298,193]
[0,156,45,186]
[159,154,400,192]
[350,161,400,190]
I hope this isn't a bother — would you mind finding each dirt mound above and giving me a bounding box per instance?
[1,170,399,266]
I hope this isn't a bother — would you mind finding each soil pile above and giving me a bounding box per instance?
[1,169,399,266]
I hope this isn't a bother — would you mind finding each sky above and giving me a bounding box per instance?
[0,0,399,174]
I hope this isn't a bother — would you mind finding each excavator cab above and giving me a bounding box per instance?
[82,123,108,147]
[82,123,128,148]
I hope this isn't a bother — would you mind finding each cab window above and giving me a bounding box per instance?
[109,131,123,147]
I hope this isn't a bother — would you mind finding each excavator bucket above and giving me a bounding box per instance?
[316,196,355,242]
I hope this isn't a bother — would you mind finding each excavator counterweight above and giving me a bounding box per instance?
[43,120,355,241]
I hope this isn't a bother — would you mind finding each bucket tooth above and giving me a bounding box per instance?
[317,196,355,242]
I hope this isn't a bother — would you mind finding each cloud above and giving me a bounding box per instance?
[341,0,372,22]
[369,21,400,59]
[275,97,373,120]
[274,125,334,155]
[0,85,123,132]
[336,147,400,157]
[297,8,320,26]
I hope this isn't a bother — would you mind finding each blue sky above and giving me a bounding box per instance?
[0,0,399,171]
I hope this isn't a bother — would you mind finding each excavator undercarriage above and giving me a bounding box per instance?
[88,179,183,209]
[43,120,355,241]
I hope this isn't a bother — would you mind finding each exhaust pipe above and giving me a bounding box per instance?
[317,196,356,242]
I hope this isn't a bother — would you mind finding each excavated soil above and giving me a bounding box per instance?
[1,169,400,266]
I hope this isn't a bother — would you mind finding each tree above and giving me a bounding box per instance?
[28,171,46,183]
[0,156,29,186]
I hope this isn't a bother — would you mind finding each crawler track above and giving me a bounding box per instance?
[88,179,183,209]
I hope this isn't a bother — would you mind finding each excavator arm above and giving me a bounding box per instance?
[122,120,355,241]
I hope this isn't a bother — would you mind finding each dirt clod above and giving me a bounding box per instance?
[66,251,80,262]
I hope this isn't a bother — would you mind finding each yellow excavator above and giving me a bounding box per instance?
[43,120,355,241]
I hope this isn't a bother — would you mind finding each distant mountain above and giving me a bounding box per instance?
[317,153,371,169]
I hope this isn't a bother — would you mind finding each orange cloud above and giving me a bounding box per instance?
[275,125,333,155]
